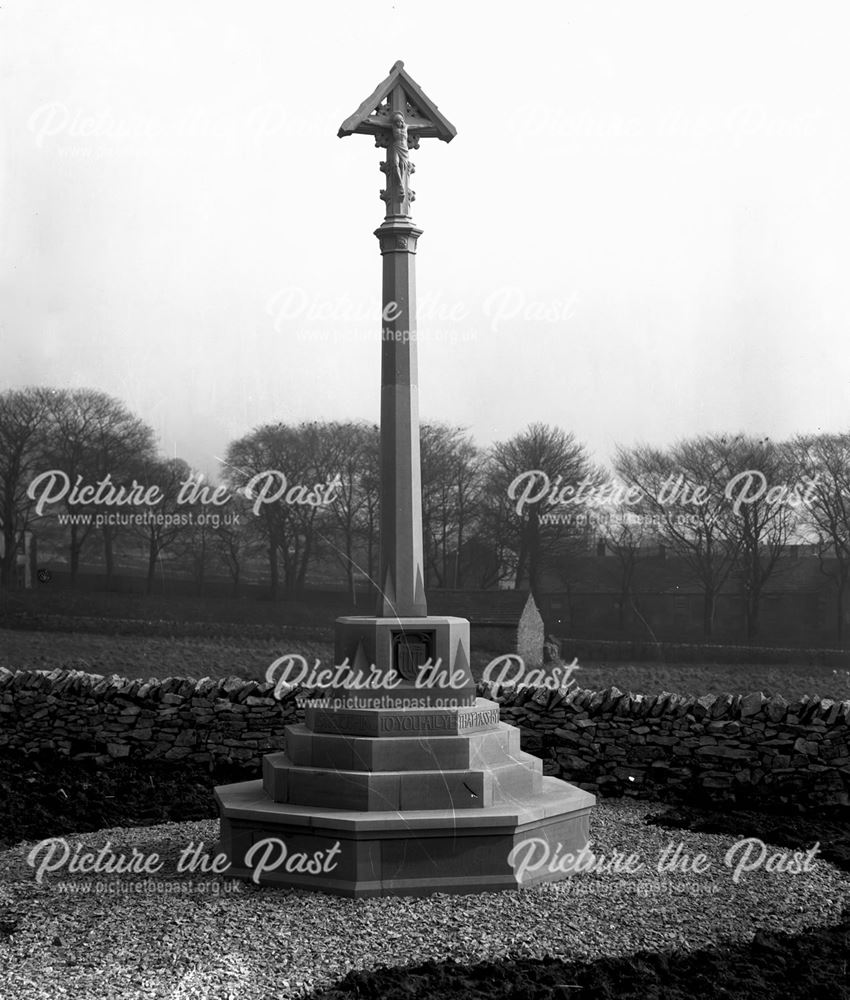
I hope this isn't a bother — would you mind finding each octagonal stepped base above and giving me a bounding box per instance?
[214,776,595,896]
[262,749,543,811]
[215,696,595,895]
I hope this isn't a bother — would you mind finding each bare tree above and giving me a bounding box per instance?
[450,433,485,588]
[223,421,343,597]
[314,422,376,604]
[38,389,157,584]
[131,457,193,595]
[420,423,485,588]
[483,423,603,595]
[472,487,519,589]
[356,425,381,588]
[721,436,800,642]
[616,433,800,641]
[211,491,257,598]
[599,511,653,634]
[790,432,850,642]
[224,426,285,598]
[615,436,740,639]
[175,502,216,596]
[285,421,345,592]
[0,387,52,588]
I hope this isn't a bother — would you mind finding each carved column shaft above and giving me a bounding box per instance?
[376,220,427,618]
[338,61,455,619]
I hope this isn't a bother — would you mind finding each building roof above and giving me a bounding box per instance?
[427,589,535,625]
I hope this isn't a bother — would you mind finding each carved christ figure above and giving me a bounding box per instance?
[390,112,412,200]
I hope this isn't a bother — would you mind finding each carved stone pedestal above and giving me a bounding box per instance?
[332,614,475,707]
[215,615,595,895]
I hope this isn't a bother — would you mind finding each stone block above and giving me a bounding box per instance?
[332,616,475,709]
[490,754,543,802]
[710,694,734,719]
[306,698,502,739]
[707,721,740,736]
[740,692,765,718]
[288,768,401,811]
[701,774,733,788]
[695,745,750,760]
[283,722,520,773]
[263,752,290,802]
[398,770,489,810]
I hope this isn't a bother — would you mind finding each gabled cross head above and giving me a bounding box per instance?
[338,61,457,218]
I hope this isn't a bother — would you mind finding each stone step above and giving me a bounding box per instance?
[263,752,496,810]
[284,721,521,772]
[489,751,544,804]
[305,697,502,738]
[263,746,547,813]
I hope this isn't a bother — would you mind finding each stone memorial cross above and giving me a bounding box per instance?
[338,60,456,619]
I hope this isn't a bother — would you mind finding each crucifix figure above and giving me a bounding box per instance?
[338,61,456,617]
[390,111,412,205]
[339,60,454,220]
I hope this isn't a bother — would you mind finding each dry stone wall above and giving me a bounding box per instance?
[0,668,300,766]
[1,668,848,810]
[494,682,850,810]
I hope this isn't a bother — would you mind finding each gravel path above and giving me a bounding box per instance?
[1,799,847,1000]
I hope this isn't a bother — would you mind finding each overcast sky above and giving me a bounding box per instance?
[2,1,848,477]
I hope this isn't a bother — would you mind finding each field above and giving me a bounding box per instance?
[2,627,849,701]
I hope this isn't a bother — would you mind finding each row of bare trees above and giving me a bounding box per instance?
[611,434,850,642]
[220,420,600,600]
[0,388,257,595]
[5,386,850,641]
[0,388,599,600]
[0,387,156,587]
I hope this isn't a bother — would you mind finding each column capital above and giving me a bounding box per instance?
[374,219,423,255]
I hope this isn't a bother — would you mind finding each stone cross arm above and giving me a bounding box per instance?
[337,60,457,143]
[339,61,456,217]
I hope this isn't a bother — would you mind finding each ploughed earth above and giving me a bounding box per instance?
[1,750,848,999]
